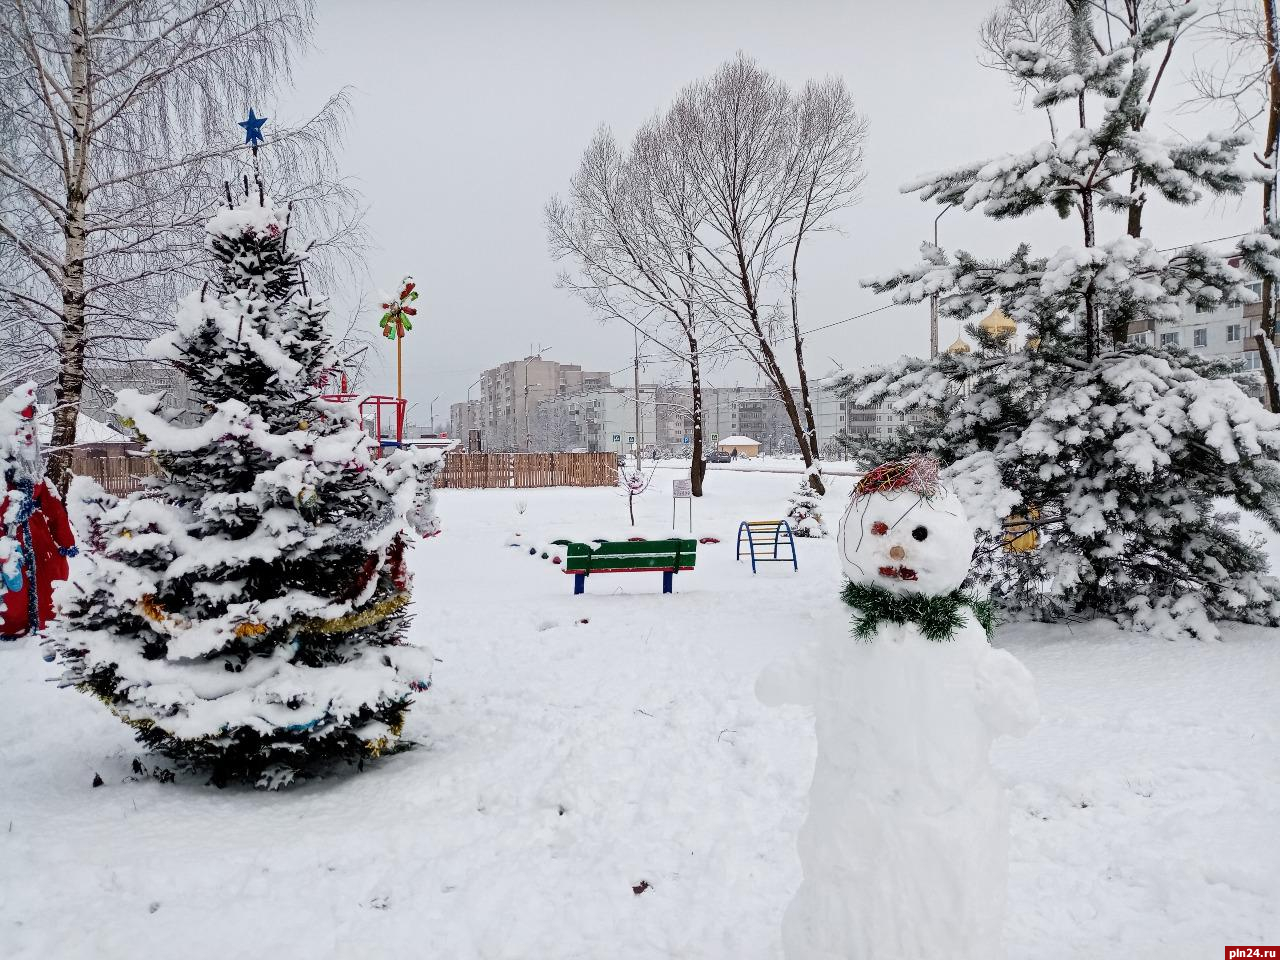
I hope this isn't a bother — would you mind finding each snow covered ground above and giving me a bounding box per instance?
[2,470,1277,958]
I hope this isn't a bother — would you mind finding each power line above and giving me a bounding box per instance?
[461,229,1259,418]
[1157,232,1248,252]
[794,302,901,339]
[792,230,1260,340]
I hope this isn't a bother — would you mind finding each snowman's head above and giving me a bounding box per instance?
[838,458,974,595]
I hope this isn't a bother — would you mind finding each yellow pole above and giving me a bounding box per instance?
[396,322,404,445]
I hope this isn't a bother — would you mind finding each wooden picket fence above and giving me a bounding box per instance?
[67,450,618,495]
[70,452,162,496]
[437,452,617,489]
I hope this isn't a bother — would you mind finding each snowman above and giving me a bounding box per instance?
[757,456,1038,960]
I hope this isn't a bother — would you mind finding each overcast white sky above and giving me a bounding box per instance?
[278,0,1256,426]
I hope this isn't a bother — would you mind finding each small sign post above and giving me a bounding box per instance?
[672,478,693,530]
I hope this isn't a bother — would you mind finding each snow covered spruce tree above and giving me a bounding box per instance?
[840,3,1280,641]
[46,194,441,788]
[786,479,827,538]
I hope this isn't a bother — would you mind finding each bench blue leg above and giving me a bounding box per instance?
[662,570,673,594]
[574,573,585,595]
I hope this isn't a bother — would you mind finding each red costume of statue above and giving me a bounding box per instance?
[2,479,75,636]
[1,389,77,638]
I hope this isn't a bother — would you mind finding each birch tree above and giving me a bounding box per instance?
[547,125,726,496]
[667,55,867,494]
[0,0,357,490]
[551,56,866,496]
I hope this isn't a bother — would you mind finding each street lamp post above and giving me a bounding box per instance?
[465,375,484,452]
[521,350,552,452]
[524,381,545,451]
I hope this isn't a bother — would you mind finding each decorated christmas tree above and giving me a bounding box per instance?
[839,3,1280,641]
[46,190,441,788]
[786,479,827,538]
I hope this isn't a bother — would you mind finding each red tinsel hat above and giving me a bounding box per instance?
[853,456,941,502]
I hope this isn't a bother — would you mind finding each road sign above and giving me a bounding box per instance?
[672,478,693,530]
[682,436,690,444]
[711,433,719,441]
[627,436,635,444]
[612,434,621,442]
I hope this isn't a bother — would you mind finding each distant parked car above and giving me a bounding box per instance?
[705,450,732,464]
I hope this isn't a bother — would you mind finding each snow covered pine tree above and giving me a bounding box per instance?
[46,195,441,788]
[786,479,827,538]
[840,3,1280,641]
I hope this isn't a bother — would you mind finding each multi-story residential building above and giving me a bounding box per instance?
[809,380,924,454]
[448,400,482,447]
[59,363,197,429]
[522,379,919,457]
[468,356,613,452]
[1127,277,1266,375]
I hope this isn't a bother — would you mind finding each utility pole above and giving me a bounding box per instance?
[633,329,642,462]
[930,203,955,358]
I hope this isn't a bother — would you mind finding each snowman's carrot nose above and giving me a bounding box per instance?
[889,545,906,560]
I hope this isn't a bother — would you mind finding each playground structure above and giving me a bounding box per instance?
[314,278,418,452]
[319,368,408,450]
[736,519,798,573]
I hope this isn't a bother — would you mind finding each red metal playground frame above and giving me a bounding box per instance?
[319,370,407,449]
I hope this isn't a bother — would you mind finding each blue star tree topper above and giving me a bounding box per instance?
[239,109,269,145]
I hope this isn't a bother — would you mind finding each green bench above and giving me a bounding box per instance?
[552,538,697,595]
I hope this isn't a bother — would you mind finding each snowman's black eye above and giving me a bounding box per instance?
[911,526,929,541]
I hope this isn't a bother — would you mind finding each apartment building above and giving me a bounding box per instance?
[518,379,920,456]
[40,363,198,430]
[461,356,613,452]
[1127,279,1266,373]
[448,400,480,446]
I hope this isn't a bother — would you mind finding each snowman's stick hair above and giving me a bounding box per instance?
[838,494,869,578]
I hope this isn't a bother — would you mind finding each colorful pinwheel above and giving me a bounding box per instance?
[379,278,418,341]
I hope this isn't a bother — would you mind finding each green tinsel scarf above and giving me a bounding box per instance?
[841,580,995,643]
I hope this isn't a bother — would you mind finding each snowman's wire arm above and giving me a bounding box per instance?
[854,495,871,551]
